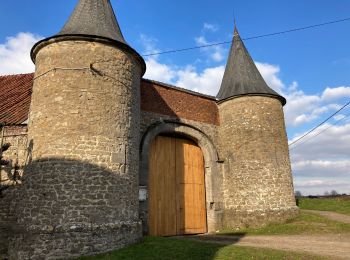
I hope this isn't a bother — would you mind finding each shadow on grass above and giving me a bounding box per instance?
[79,236,231,260]
[79,235,324,260]
[184,232,247,244]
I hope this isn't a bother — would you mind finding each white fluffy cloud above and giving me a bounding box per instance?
[144,58,176,83]
[290,121,350,195]
[144,57,224,95]
[203,23,219,32]
[195,36,225,62]
[175,65,224,95]
[141,35,292,97]
[322,86,350,101]
[0,32,42,75]
[290,123,350,161]
[283,86,350,127]
[141,33,225,95]
[294,179,350,196]
[140,34,160,56]
[255,62,284,93]
[293,159,350,177]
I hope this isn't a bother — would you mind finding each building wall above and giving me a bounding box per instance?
[0,73,299,258]
[9,40,143,259]
[0,126,28,186]
[141,80,219,125]
[218,96,298,228]
[0,125,28,259]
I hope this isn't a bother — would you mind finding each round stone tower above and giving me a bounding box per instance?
[217,26,298,229]
[10,0,146,258]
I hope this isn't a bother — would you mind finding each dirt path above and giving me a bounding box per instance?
[180,210,350,259]
[183,234,350,259]
[302,209,350,224]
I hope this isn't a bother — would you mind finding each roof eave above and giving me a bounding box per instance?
[30,34,146,76]
[217,93,287,106]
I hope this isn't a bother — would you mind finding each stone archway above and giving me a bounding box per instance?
[139,121,222,234]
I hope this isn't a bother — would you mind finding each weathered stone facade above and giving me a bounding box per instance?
[0,126,28,187]
[0,126,28,259]
[218,96,298,228]
[0,82,298,258]
[7,40,144,259]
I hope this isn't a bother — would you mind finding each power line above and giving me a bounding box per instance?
[289,100,350,147]
[289,112,350,151]
[143,17,350,57]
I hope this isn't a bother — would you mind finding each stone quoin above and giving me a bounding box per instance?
[0,0,298,259]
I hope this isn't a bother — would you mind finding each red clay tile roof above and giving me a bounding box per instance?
[0,73,219,126]
[0,73,34,125]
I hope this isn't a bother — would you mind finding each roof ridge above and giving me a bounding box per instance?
[142,78,217,100]
[0,73,34,78]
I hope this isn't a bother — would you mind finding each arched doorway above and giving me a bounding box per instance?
[148,135,207,236]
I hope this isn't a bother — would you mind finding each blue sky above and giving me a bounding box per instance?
[1,0,350,195]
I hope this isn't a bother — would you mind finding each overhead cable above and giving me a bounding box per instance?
[143,17,350,57]
[289,112,350,151]
[289,100,350,147]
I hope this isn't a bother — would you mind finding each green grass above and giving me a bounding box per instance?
[220,211,350,236]
[79,198,350,259]
[79,236,326,260]
[298,197,350,215]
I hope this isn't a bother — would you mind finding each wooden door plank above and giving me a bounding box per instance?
[148,136,177,236]
[175,138,184,234]
[148,139,159,236]
[176,139,207,235]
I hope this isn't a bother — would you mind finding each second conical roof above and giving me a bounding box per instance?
[57,0,127,44]
[217,26,286,105]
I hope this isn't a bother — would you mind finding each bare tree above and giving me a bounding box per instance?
[330,190,338,196]
[294,191,302,197]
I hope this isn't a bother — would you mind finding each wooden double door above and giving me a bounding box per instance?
[148,136,207,236]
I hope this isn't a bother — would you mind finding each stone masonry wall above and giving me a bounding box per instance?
[0,125,28,186]
[0,125,27,258]
[0,187,18,259]
[218,96,298,228]
[9,40,143,259]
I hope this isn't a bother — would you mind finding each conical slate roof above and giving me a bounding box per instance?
[217,26,286,105]
[31,0,145,74]
[57,0,127,44]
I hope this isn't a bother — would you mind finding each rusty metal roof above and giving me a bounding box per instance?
[217,26,286,105]
[0,73,33,125]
